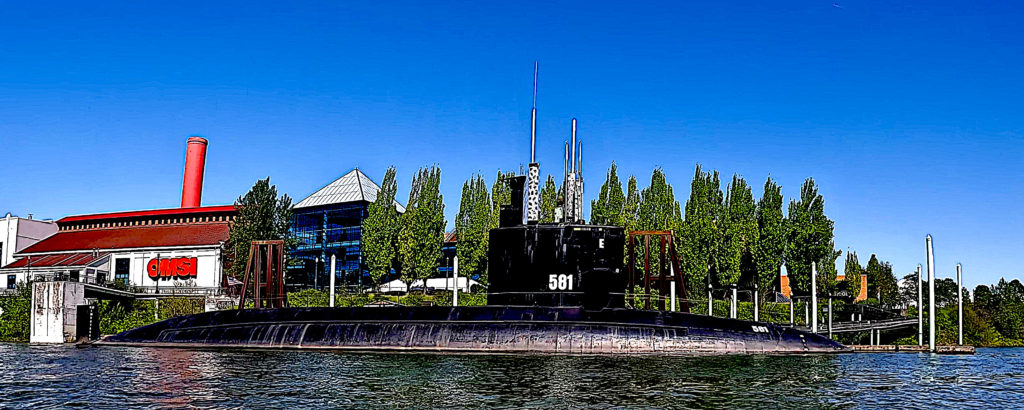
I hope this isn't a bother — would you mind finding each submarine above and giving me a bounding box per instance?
[98,69,848,355]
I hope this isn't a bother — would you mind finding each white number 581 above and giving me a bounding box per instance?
[548,274,573,290]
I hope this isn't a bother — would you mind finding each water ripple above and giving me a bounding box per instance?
[1,344,1023,408]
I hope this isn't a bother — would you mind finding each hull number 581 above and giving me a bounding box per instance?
[548,274,574,290]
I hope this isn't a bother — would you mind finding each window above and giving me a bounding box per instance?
[7,275,14,289]
[115,259,130,282]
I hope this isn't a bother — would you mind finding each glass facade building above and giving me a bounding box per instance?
[289,169,404,290]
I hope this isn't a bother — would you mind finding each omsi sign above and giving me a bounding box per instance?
[147,257,198,280]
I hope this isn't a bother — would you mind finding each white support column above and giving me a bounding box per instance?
[753,284,760,322]
[811,262,818,334]
[789,298,795,326]
[453,256,459,307]
[708,285,713,316]
[669,262,677,312]
[329,254,337,308]
[927,235,936,352]
[730,285,737,319]
[957,263,963,346]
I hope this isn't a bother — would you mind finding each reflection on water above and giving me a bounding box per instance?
[1,344,1022,408]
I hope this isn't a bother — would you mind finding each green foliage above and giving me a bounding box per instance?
[719,174,758,287]
[399,166,446,292]
[636,168,683,279]
[0,284,31,342]
[288,288,330,307]
[362,167,402,287]
[227,177,294,279]
[995,301,1024,340]
[456,173,491,283]
[783,178,838,296]
[754,177,785,294]
[489,170,517,229]
[434,291,488,307]
[97,297,202,335]
[539,175,558,223]
[623,176,640,232]
[681,165,722,296]
[841,253,865,301]
[590,162,625,227]
[862,255,898,304]
[637,168,683,235]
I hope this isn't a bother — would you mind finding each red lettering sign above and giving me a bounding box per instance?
[147,257,199,280]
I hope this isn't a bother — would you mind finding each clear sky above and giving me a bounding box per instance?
[2,1,1021,288]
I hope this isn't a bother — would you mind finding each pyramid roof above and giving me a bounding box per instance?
[295,169,406,212]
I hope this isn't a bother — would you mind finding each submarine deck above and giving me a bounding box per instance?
[97,306,850,355]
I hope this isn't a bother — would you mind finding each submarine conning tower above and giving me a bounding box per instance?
[486,82,627,310]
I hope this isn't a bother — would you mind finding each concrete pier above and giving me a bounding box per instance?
[850,344,975,354]
[30,281,87,343]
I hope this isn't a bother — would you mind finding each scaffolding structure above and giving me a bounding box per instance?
[238,240,288,309]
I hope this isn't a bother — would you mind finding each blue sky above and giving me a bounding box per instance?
[2,1,1021,288]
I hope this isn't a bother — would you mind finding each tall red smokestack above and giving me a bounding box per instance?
[181,136,208,208]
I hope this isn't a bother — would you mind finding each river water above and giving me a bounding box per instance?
[1,344,1021,408]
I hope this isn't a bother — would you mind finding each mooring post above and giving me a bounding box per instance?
[753,283,759,322]
[811,262,818,334]
[789,297,795,326]
[453,256,459,307]
[730,284,737,319]
[329,254,337,308]
[669,262,677,312]
[957,263,963,346]
[926,235,936,352]
[917,265,923,346]
[707,283,713,316]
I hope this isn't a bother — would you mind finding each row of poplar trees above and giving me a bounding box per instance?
[362,163,843,298]
[361,166,446,291]
[590,163,840,298]
[362,167,525,288]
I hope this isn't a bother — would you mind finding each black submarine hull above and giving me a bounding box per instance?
[97,306,849,355]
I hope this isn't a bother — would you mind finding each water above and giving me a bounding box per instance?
[1,345,1022,408]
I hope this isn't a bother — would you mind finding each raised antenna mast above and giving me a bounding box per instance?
[530,61,538,163]
[525,61,541,223]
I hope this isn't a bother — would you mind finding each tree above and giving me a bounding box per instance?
[637,168,683,279]
[974,284,994,310]
[227,177,294,279]
[399,166,446,293]
[783,178,837,296]
[623,175,640,232]
[590,162,625,226]
[718,174,758,287]
[539,175,558,223]
[900,271,918,307]
[878,261,900,305]
[754,177,785,295]
[362,167,401,287]
[490,170,516,229]
[843,252,865,302]
[456,174,491,283]
[681,165,722,295]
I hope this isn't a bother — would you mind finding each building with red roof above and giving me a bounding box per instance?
[1,206,236,293]
[0,137,237,294]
